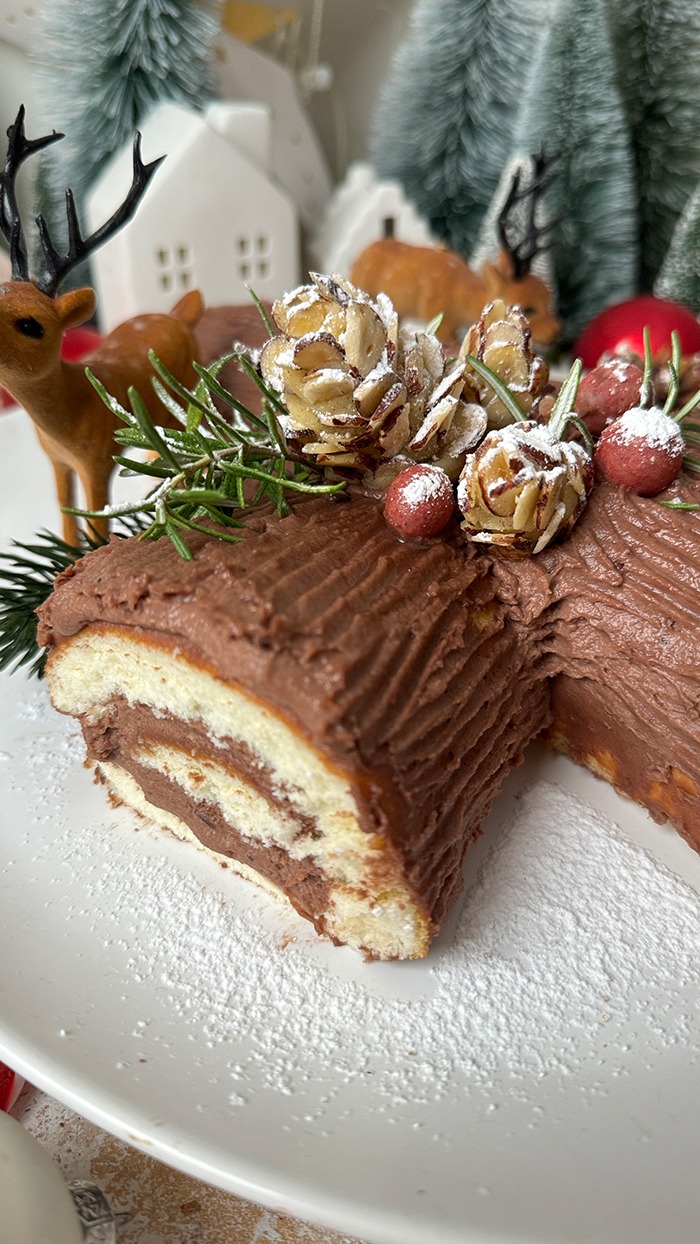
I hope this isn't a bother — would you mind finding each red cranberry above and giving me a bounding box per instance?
[575,360,645,436]
[384,463,455,538]
[594,407,685,496]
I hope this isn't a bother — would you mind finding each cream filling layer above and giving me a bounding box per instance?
[100,752,428,960]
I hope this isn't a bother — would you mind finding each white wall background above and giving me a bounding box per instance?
[298,0,415,177]
[0,0,416,189]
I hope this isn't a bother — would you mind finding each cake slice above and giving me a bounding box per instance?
[37,492,548,960]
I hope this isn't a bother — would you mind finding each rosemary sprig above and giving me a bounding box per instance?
[662,331,682,415]
[0,519,146,677]
[547,358,593,451]
[246,285,275,338]
[674,388,700,424]
[73,351,346,559]
[1,348,349,678]
[463,354,527,422]
[640,326,655,409]
[425,311,445,337]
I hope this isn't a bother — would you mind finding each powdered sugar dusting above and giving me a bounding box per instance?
[396,464,450,510]
[611,406,685,454]
[5,682,700,1239]
[602,358,641,385]
[8,692,700,1105]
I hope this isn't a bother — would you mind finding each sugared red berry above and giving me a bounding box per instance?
[384,463,455,539]
[594,407,685,496]
[575,360,644,436]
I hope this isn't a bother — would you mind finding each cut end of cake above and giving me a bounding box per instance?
[37,488,540,961]
[46,626,432,960]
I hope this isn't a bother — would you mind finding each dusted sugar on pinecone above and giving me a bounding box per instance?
[259,273,487,479]
[457,420,593,555]
[459,299,550,429]
[260,273,408,468]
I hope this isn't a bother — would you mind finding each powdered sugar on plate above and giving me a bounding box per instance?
[123,783,699,1104]
[6,684,699,1110]
[4,678,700,1243]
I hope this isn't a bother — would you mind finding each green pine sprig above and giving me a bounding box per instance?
[65,349,346,560]
[654,332,700,507]
[657,499,700,510]
[1,345,347,678]
[0,518,146,677]
[462,353,527,423]
[546,357,593,452]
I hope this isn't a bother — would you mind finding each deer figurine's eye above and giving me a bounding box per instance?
[14,316,44,339]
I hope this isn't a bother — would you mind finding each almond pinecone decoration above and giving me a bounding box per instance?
[403,335,487,479]
[459,299,549,429]
[259,274,486,477]
[456,358,594,556]
[457,421,593,555]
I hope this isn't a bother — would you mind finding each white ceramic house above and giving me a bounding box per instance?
[86,100,300,332]
[216,31,333,235]
[311,161,436,277]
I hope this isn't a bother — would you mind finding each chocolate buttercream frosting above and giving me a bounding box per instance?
[492,471,700,847]
[38,490,547,936]
[37,470,700,946]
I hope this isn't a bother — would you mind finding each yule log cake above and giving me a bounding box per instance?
[35,278,700,960]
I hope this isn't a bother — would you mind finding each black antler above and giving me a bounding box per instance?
[497,149,559,280]
[0,105,64,281]
[34,132,165,296]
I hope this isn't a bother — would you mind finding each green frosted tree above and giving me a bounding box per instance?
[655,181,700,312]
[607,0,700,292]
[515,0,638,342]
[369,0,554,259]
[32,0,221,287]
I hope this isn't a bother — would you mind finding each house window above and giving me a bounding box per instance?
[154,244,195,293]
[236,234,273,282]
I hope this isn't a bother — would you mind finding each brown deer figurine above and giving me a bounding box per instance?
[350,153,560,346]
[0,105,203,542]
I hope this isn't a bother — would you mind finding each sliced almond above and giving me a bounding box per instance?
[300,367,355,405]
[367,379,408,432]
[378,403,410,457]
[342,301,387,375]
[293,331,347,370]
[354,366,397,418]
[259,336,296,392]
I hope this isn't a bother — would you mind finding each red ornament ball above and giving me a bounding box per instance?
[574,296,700,369]
[594,407,685,496]
[384,463,455,539]
[575,360,644,436]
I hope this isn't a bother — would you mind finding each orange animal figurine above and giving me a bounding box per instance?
[0,105,203,541]
[350,153,560,346]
